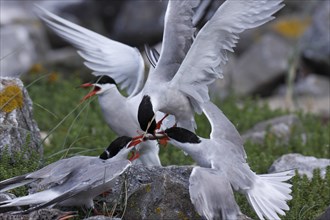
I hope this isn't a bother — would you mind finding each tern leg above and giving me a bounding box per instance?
[155,113,169,130]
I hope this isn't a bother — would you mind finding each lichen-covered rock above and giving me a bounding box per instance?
[0,77,42,158]
[97,165,201,220]
[94,165,251,220]
[242,114,305,145]
[269,153,330,179]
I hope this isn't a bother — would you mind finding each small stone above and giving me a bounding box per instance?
[242,114,304,145]
[269,153,330,179]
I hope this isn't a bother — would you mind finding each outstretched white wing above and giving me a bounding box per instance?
[170,0,284,108]
[36,5,145,96]
[146,0,200,85]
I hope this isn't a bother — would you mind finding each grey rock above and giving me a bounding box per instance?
[300,0,330,74]
[84,217,121,220]
[316,206,330,220]
[94,165,252,220]
[232,33,291,96]
[276,74,330,97]
[269,153,330,179]
[0,77,42,159]
[0,24,48,77]
[99,165,201,220]
[242,114,304,145]
[112,1,167,45]
[262,95,330,116]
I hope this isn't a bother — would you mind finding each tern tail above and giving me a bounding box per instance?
[246,170,295,220]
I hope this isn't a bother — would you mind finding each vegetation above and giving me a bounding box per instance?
[0,72,329,219]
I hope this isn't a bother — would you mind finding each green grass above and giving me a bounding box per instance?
[1,72,329,219]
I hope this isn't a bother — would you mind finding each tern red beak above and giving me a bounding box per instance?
[128,138,143,148]
[80,83,94,88]
[80,84,100,102]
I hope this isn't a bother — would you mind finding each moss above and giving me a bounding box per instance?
[0,85,24,113]
[0,142,40,196]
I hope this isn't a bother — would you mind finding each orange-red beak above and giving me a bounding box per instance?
[59,211,78,220]
[79,83,100,102]
[128,138,143,148]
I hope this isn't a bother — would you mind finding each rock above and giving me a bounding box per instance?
[316,206,330,220]
[269,153,330,179]
[95,165,251,220]
[262,95,330,116]
[231,33,292,96]
[84,217,121,220]
[0,24,48,77]
[0,77,42,158]
[299,0,330,75]
[242,114,304,145]
[276,74,330,97]
[111,1,167,46]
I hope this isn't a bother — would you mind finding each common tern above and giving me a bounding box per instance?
[36,1,200,166]
[148,102,294,220]
[138,0,284,134]
[0,136,136,214]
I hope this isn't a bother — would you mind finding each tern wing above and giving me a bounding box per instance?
[170,0,284,111]
[9,183,91,215]
[35,5,145,97]
[146,0,200,85]
[202,102,244,150]
[189,167,241,220]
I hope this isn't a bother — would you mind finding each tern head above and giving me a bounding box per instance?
[138,95,156,134]
[80,75,117,101]
[99,136,141,160]
[162,127,201,144]
[100,136,132,160]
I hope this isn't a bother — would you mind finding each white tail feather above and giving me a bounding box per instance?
[246,170,295,220]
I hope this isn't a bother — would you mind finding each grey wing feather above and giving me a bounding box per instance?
[35,5,145,97]
[0,174,33,192]
[171,0,284,110]
[147,0,200,85]
[189,167,242,220]
[202,102,243,147]
[87,160,131,186]
[11,184,91,215]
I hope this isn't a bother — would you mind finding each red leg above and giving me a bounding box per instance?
[156,113,169,130]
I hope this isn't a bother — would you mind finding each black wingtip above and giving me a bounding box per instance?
[165,127,201,144]
[138,95,156,134]
[100,136,132,159]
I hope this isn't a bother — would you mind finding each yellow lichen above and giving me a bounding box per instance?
[155,207,161,215]
[145,184,151,193]
[272,17,311,39]
[0,85,24,113]
[177,211,189,220]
